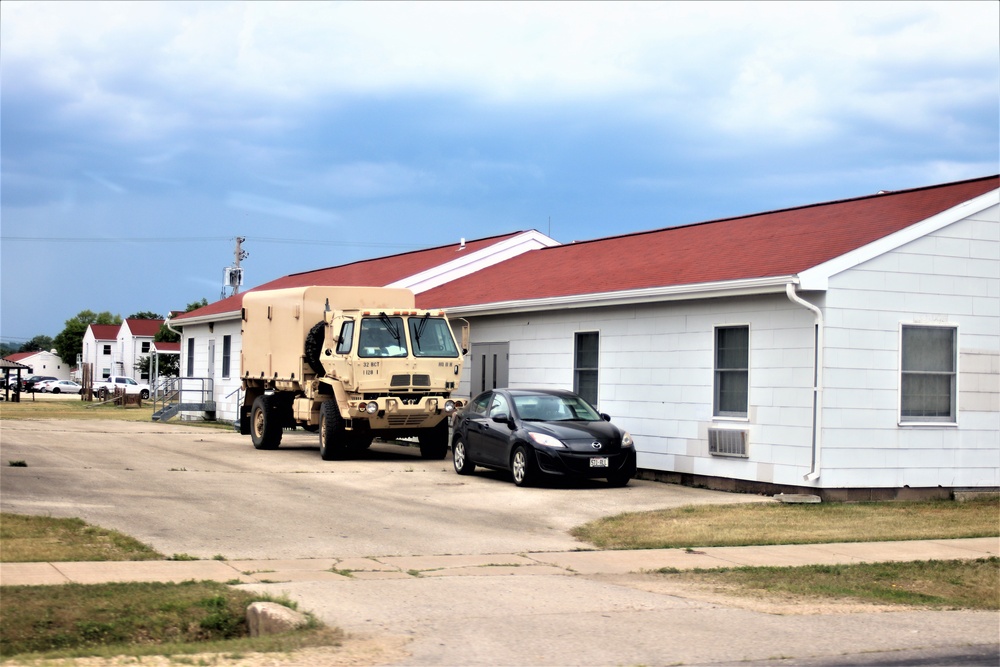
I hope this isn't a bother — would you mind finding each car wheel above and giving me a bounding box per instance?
[250,395,282,450]
[51,388,61,394]
[452,437,475,475]
[511,445,537,487]
[98,387,109,400]
[418,420,449,460]
[140,389,150,400]
[319,400,345,461]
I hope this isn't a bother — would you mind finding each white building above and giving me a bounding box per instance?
[80,319,163,381]
[175,175,999,498]
[2,350,70,381]
[80,324,121,380]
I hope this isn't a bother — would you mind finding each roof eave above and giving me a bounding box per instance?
[442,275,800,317]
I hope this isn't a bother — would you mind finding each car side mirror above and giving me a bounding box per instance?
[601,413,611,422]
[492,413,513,427]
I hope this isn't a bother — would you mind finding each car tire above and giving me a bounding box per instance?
[452,437,475,475]
[140,389,150,400]
[250,395,282,450]
[51,388,61,394]
[418,420,449,460]
[511,445,537,487]
[319,400,345,461]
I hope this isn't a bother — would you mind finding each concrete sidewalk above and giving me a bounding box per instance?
[2,537,996,586]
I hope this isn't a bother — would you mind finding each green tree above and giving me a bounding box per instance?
[19,335,55,353]
[128,311,163,321]
[53,310,122,367]
[0,341,18,358]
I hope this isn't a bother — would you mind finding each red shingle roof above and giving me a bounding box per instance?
[175,232,525,320]
[4,352,34,363]
[125,319,164,337]
[417,176,999,309]
[89,324,121,340]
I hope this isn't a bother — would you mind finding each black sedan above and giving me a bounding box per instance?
[451,388,636,487]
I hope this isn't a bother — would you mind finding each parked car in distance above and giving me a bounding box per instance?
[451,388,636,487]
[33,380,58,392]
[45,380,83,394]
[23,375,58,392]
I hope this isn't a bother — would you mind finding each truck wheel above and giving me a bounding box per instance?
[418,420,449,460]
[319,401,346,461]
[250,395,282,450]
[304,321,326,376]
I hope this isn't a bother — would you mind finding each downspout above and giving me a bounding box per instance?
[785,283,824,481]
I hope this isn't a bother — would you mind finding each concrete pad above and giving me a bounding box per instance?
[349,570,415,580]
[417,564,570,577]
[248,570,351,583]
[230,558,338,572]
[379,552,537,572]
[528,549,734,574]
[53,560,244,584]
[0,562,70,585]
[934,536,1000,557]
[823,538,1000,563]
[335,557,402,572]
[700,544,863,568]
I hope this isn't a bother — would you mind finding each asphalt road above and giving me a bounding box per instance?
[2,418,997,667]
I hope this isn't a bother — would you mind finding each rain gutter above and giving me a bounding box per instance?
[785,282,824,482]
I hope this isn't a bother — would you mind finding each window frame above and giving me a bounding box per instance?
[713,324,750,420]
[573,331,600,407]
[898,323,958,426]
[221,335,232,379]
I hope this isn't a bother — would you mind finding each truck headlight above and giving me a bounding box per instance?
[444,400,456,413]
[358,402,378,414]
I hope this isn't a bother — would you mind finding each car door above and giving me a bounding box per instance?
[461,392,494,462]
[477,392,515,466]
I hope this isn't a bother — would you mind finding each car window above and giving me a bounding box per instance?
[467,392,492,416]
[489,393,510,418]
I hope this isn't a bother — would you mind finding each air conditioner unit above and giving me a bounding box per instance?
[708,428,749,457]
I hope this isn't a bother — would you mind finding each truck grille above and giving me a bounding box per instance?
[387,414,428,427]
[412,374,431,387]
[390,374,410,387]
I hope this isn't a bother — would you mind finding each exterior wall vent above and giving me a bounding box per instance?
[708,428,749,457]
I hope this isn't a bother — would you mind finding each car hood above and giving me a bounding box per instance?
[527,420,623,451]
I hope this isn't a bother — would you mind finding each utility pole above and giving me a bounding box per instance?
[232,236,248,296]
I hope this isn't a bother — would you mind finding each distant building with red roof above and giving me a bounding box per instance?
[2,349,70,381]
[80,318,165,382]
[171,176,999,497]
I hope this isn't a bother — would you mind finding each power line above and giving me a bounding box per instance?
[0,236,422,249]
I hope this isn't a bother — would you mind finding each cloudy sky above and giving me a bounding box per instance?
[2,1,997,345]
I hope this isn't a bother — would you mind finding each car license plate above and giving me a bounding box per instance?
[590,457,609,468]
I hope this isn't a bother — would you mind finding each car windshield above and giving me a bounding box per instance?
[512,394,602,422]
[408,316,460,358]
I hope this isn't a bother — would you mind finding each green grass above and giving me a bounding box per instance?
[0,581,341,660]
[0,397,155,421]
[0,513,163,563]
[571,497,1000,549]
[658,557,1000,610]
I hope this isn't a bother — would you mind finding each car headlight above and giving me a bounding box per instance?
[621,431,634,448]
[528,432,566,448]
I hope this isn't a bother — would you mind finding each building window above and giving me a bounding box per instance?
[187,338,195,377]
[222,335,231,379]
[574,332,599,406]
[714,325,749,418]
[900,325,957,423]
[103,344,112,355]
[141,342,151,354]
[102,368,111,379]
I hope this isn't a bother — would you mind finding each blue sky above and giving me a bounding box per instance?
[2,1,998,345]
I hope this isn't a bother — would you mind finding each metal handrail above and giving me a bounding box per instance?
[152,376,215,421]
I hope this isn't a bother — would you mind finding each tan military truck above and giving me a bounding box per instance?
[239,286,469,460]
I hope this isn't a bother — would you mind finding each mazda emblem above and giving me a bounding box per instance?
[591,441,603,450]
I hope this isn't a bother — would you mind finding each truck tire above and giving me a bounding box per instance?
[304,321,326,376]
[418,420,449,460]
[250,395,282,450]
[319,400,345,461]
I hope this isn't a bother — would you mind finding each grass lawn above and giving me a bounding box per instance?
[571,497,1000,549]
[0,395,155,421]
[0,513,163,563]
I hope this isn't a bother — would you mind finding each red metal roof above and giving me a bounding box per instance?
[175,232,525,321]
[124,319,163,337]
[151,341,180,353]
[4,352,34,363]
[89,324,121,340]
[416,176,999,309]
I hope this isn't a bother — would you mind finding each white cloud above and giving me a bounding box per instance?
[226,192,338,225]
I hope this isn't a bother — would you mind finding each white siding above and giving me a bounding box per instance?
[180,319,243,421]
[821,205,1000,488]
[464,294,819,487]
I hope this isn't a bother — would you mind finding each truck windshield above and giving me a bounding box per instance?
[358,317,408,358]
[408,316,460,358]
